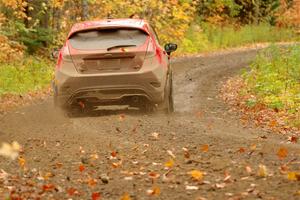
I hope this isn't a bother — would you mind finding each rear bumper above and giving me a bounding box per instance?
[53,64,166,107]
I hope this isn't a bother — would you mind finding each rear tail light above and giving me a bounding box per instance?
[55,45,70,70]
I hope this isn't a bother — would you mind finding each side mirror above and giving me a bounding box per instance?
[51,48,61,60]
[164,43,177,55]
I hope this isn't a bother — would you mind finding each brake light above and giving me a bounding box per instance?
[55,45,70,70]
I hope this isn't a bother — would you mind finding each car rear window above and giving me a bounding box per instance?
[69,28,148,50]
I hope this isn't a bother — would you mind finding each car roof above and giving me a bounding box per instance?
[69,18,150,37]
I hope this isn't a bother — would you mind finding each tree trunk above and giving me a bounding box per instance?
[82,0,89,20]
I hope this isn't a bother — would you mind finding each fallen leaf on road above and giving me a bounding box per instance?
[120,192,131,200]
[188,170,204,181]
[287,172,300,181]
[185,185,199,190]
[92,192,101,200]
[250,144,257,151]
[257,164,268,177]
[280,165,289,174]
[111,151,117,158]
[55,162,63,168]
[277,147,288,160]
[164,159,174,168]
[79,164,85,172]
[124,176,133,181]
[167,150,176,158]
[288,135,298,143]
[88,178,97,187]
[79,146,85,154]
[18,157,26,169]
[151,132,159,140]
[182,147,190,159]
[148,172,160,179]
[215,183,226,189]
[147,186,160,196]
[67,187,79,196]
[269,120,278,127]
[112,161,122,168]
[201,144,209,152]
[42,184,55,191]
[224,171,231,182]
[90,153,99,160]
[238,147,246,153]
[44,172,54,180]
[245,166,252,174]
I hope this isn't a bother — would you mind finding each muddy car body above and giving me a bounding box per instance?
[52,18,177,113]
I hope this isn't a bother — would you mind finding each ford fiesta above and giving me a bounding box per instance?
[52,18,177,114]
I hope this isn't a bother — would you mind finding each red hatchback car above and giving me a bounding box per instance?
[52,18,177,113]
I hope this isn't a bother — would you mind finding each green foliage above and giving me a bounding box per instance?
[0,57,53,95]
[243,45,300,111]
[1,21,53,53]
[177,24,211,53]
[203,23,297,47]
[178,23,299,54]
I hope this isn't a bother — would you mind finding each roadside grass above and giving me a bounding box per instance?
[243,45,300,112]
[222,45,300,132]
[243,45,300,127]
[178,23,300,54]
[0,56,53,96]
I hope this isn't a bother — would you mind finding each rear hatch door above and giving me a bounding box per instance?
[68,28,149,74]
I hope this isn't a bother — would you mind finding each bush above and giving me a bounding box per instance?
[0,57,53,95]
[1,21,53,54]
[242,45,300,112]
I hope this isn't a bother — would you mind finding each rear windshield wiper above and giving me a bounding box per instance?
[107,45,136,51]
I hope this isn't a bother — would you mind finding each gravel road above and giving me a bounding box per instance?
[0,49,299,200]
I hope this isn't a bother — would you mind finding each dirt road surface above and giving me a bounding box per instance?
[0,49,299,200]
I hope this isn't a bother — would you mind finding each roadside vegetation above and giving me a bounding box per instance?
[222,45,300,133]
[178,23,299,54]
[0,57,52,95]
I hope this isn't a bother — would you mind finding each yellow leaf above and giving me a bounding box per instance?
[164,159,174,168]
[250,144,257,151]
[287,172,300,181]
[201,144,209,152]
[120,192,131,200]
[18,157,25,169]
[188,170,204,181]
[258,164,268,177]
[44,172,54,180]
